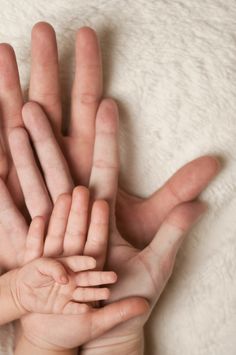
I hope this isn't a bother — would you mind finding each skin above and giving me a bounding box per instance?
[0,172,147,349]
[8,101,218,354]
[0,22,221,246]
[0,22,221,353]
[8,256,115,316]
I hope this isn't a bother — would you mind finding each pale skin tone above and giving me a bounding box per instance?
[0,189,118,325]
[5,101,219,355]
[0,164,147,350]
[0,254,116,324]
[0,22,221,354]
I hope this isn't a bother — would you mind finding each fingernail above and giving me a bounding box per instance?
[60,275,68,284]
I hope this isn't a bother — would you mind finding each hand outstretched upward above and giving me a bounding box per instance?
[0,21,221,355]
[15,256,115,315]
[0,22,220,272]
[0,136,148,352]
[0,255,115,325]
[6,100,220,355]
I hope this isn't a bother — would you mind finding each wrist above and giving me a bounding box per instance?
[9,269,28,315]
[0,269,26,325]
[81,331,144,355]
[14,334,78,355]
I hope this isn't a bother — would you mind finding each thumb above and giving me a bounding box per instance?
[141,200,207,287]
[36,258,69,284]
[89,297,149,340]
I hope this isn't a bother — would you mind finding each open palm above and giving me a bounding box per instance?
[0,22,220,256]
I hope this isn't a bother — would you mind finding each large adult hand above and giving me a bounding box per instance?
[26,22,221,246]
[81,100,220,353]
[9,97,220,353]
[0,22,220,266]
[6,102,148,352]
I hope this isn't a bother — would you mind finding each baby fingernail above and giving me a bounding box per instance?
[60,275,68,284]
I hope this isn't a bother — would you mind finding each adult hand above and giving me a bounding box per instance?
[81,99,220,353]
[27,22,221,250]
[8,115,148,351]
[0,22,220,269]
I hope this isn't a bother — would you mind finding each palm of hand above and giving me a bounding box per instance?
[99,198,207,339]
[0,178,28,270]
[102,232,164,336]
[21,307,101,349]
[16,268,75,314]
[21,311,102,350]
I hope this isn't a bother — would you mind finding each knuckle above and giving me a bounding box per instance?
[79,92,99,105]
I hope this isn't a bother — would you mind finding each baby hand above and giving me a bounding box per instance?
[11,256,117,315]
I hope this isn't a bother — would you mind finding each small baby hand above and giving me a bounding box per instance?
[11,256,117,315]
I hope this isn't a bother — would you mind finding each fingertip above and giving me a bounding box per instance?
[72,185,90,203]
[76,26,97,45]
[22,101,43,121]
[103,288,110,299]
[32,22,56,40]
[87,257,96,269]
[109,271,118,283]
[59,275,69,284]
[0,43,15,65]
[55,192,72,206]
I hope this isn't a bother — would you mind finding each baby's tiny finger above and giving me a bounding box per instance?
[73,287,110,302]
[36,258,68,284]
[75,271,117,286]
[59,255,96,272]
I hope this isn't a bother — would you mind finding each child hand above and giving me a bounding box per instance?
[12,256,116,315]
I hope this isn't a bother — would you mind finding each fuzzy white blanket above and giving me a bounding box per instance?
[0,1,236,354]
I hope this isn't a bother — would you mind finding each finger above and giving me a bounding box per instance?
[87,297,149,341]
[0,177,27,238]
[89,99,119,211]
[0,44,23,140]
[36,258,69,284]
[75,271,117,286]
[63,186,90,256]
[44,194,71,257]
[141,200,207,286]
[117,156,220,247]
[73,287,110,302]
[62,302,90,315]
[22,101,74,202]
[24,216,45,264]
[0,136,8,179]
[59,255,96,272]
[29,22,62,133]
[83,199,109,269]
[69,27,102,139]
[8,127,52,218]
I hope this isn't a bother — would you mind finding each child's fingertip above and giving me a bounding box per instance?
[59,275,69,284]
[111,272,118,282]
[104,288,111,299]
[88,257,96,269]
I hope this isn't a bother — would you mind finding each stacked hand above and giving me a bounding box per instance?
[0,22,221,354]
[11,256,115,315]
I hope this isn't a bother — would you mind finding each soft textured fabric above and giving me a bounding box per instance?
[0,1,236,354]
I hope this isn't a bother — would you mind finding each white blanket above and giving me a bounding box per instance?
[0,1,236,354]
